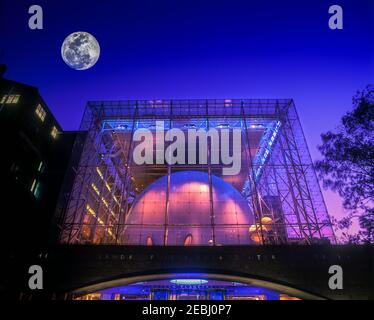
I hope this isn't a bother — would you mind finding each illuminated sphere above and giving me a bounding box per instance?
[61,32,100,70]
[123,171,255,245]
[250,233,262,244]
[249,224,268,233]
[261,216,273,225]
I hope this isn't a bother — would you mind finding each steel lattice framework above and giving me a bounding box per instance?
[55,99,335,245]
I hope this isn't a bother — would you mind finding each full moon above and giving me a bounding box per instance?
[61,32,100,70]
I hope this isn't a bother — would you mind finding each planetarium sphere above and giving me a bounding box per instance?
[123,171,255,245]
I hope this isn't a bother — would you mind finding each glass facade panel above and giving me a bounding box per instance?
[58,99,335,245]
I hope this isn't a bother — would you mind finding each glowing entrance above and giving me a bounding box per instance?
[71,272,324,300]
[74,278,300,301]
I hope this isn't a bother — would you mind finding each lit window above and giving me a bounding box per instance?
[86,204,96,217]
[107,228,114,238]
[37,161,44,172]
[11,95,20,103]
[30,179,41,198]
[1,94,20,104]
[146,236,154,246]
[96,167,104,179]
[30,179,37,192]
[91,183,100,195]
[35,104,46,122]
[184,234,193,246]
[101,197,108,208]
[105,182,111,192]
[33,182,41,198]
[51,126,58,139]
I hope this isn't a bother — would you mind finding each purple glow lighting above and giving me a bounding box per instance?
[123,171,255,245]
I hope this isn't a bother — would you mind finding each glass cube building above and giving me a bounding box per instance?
[56,99,335,246]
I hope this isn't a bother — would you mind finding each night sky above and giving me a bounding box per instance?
[1,0,373,228]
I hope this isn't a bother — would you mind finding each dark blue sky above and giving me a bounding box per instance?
[1,0,373,221]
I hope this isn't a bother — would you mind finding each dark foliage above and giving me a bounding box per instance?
[315,86,374,243]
